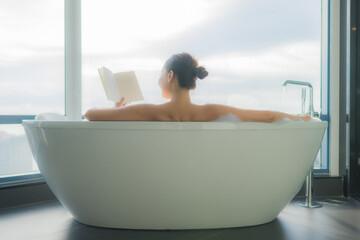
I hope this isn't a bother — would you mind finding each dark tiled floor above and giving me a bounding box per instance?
[0,197,359,240]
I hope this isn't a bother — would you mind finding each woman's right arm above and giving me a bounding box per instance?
[206,104,311,122]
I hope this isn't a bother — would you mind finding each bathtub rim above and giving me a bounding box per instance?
[22,119,328,130]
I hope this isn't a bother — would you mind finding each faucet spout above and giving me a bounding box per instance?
[282,80,314,116]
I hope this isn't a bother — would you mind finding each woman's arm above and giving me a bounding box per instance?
[206,104,311,122]
[84,103,158,121]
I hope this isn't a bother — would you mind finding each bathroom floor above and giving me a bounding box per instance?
[0,196,359,240]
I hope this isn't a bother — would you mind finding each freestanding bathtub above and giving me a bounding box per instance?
[22,119,327,230]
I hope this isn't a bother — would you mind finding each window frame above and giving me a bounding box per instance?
[315,0,331,175]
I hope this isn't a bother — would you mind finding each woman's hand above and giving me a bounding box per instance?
[114,97,126,108]
[299,114,311,121]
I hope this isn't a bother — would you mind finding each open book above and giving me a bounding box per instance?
[98,66,144,103]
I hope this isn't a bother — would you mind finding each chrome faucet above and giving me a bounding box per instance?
[282,80,316,117]
[281,80,322,208]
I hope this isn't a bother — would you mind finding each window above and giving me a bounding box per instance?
[0,0,64,180]
[83,0,322,110]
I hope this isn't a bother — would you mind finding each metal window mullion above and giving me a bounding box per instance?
[65,0,82,120]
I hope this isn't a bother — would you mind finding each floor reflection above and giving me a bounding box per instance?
[65,218,290,240]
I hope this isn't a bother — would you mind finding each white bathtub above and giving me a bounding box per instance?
[22,120,327,230]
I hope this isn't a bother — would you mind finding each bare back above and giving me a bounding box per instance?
[151,103,219,122]
[149,103,278,123]
[85,101,284,123]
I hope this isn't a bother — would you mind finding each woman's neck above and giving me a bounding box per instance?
[170,89,191,106]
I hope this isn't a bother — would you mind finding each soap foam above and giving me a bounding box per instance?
[210,113,242,122]
[277,117,321,123]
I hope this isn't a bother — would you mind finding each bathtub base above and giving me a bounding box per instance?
[72,215,278,230]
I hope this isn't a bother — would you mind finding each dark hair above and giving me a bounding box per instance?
[164,52,208,89]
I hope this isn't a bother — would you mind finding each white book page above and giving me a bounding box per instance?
[98,67,121,101]
[113,71,144,103]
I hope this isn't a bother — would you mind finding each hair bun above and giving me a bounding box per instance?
[196,66,208,80]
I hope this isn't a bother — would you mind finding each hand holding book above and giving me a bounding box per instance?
[114,97,127,108]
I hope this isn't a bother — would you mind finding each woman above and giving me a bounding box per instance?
[85,52,311,122]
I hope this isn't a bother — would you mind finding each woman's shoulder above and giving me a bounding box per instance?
[202,103,232,115]
[190,103,232,121]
